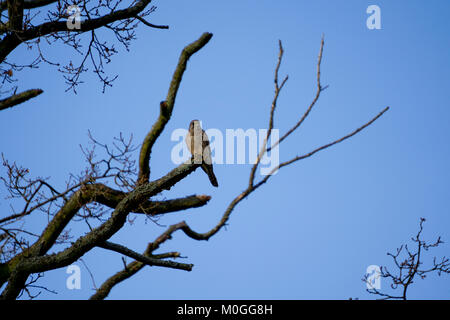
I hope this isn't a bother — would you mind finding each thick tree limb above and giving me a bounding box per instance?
[2,181,209,261]
[137,32,213,185]
[0,89,43,111]
[98,241,192,271]
[87,184,211,215]
[133,194,211,215]
[135,15,168,29]
[6,0,24,32]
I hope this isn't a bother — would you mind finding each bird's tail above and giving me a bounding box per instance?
[202,164,218,187]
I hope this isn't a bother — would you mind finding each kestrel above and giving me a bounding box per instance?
[186,120,218,187]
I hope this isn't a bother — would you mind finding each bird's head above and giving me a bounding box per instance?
[189,119,201,132]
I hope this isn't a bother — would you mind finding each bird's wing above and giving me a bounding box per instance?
[202,131,213,165]
[185,131,192,154]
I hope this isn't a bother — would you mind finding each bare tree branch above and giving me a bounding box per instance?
[137,32,213,185]
[0,88,42,111]
[0,0,169,96]
[0,0,57,12]
[135,15,168,29]
[98,241,192,271]
[363,218,450,300]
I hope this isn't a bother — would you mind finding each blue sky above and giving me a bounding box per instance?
[1,0,449,299]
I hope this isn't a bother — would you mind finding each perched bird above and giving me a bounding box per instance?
[186,120,218,187]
